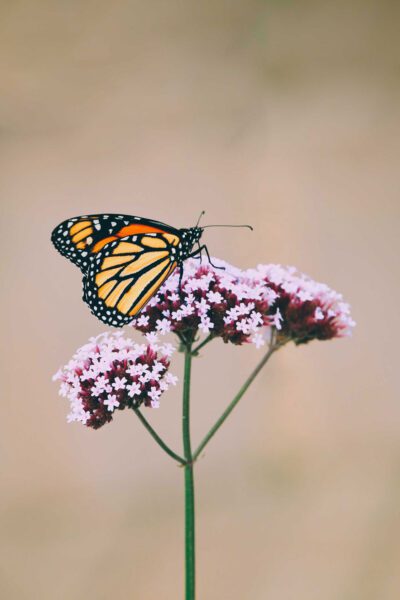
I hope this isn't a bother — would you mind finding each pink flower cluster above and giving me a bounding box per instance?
[131,259,278,347]
[53,332,178,429]
[131,258,355,347]
[53,259,354,427]
[249,263,355,345]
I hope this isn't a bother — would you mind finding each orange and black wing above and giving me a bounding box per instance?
[83,232,180,326]
[51,213,180,273]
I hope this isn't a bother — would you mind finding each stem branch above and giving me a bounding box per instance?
[193,342,280,461]
[192,334,213,355]
[133,408,186,465]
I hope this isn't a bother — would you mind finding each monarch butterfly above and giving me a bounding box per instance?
[51,213,251,327]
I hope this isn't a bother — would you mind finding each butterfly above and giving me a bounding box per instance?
[51,212,218,327]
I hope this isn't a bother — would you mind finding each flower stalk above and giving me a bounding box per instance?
[182,343,195,600]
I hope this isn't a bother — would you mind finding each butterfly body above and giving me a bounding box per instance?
[51,214,203,327]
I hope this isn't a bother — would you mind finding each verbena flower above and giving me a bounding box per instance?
[130,258,355,348]
[130,258,277,347]
[53,332,178,429]
[250,264,356,345]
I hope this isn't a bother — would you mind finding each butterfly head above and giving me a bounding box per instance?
[188,226,203,244]
[179,226,203,257]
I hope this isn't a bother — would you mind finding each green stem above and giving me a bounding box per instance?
[182,344,195,600]
[133,408,186,465]
[191,334,213,355]
[192,342,279,461]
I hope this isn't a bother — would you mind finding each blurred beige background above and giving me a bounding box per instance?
[1,1,399,598]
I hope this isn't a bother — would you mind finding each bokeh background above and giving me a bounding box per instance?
[1,1,399,598]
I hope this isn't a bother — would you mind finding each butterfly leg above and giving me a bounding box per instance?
[192,242,203,262]
[188,245,225,270]
[204,246,225,270]
[178,264,184,298]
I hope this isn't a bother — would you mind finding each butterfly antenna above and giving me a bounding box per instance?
[196,210,206,227]
[202,224,253,231]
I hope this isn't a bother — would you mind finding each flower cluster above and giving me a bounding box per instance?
[53,332,178,429]
[53,259,354,430]
[130,258,278,347]
[251,263,356,345]
[130,258,355,348]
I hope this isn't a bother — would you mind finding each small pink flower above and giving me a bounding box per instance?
[104,394,120,412]
[127,382,141,398]
[113,376,127,391]
[148,387,162,408]
[165,373,178,386]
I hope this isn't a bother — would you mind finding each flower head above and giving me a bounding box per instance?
[250,264,356,345]
[130,258,275,347]
[130,258,354,349]
[53,332,177,429]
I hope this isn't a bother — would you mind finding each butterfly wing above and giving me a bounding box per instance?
[51,213,179,273]
[83,232,180,326]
